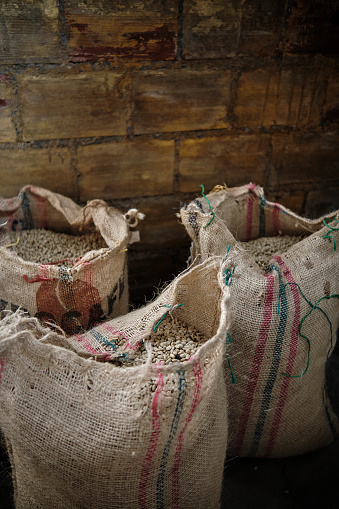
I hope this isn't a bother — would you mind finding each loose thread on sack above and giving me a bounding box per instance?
[224,244,231,261]
[278,285,338,378]
[200,184,215,228]
[152,303,184,333]
[224,266,235,286]
[46,258,75,266]
[277,280,334,377]
[223,245,235,286]
[323,217,339,251]
[226,333,236,383]
[5,237,20,249]
[22,274,54,283]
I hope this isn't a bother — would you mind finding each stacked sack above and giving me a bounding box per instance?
[0,257,230,509]
[180,183,339,457]
[0,185,143,335]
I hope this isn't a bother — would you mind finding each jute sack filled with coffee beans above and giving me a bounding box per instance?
[0,185,143,335]
[180,183,339,458]
[0,257,229,509]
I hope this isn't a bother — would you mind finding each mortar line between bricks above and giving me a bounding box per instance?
[0,123,332,150]
[173,139,180,194]
[175,0,184,62]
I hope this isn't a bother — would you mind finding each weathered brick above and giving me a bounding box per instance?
[284,1,339,56]
[182,0,239,59]
[0,76,16,142]
[0,146,75,198]
[238,0,285,57]
[132,69,232,134]
[18,71,128,141]
[64,0,179,62]
[178,135,268,193]
[234,67,325,128]
[270,133,339,185]
[323,73,339,124]
[77,139,175,201]
[0,1,65,63]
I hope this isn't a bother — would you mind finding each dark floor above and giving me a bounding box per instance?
[221,440,339,509]
[1,439,339,508]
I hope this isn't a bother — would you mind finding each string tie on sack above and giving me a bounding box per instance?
[322,217,339,251]
[276,279,338,378]
[5,237,20,249]
[223,245,235,286]
[124,209,145,228]
[200,184,215,228]
[153,303,184,332]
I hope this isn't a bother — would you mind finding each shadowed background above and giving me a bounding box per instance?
[0,1,338,507]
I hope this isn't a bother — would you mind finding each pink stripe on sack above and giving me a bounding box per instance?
[0,359,5,381]
[172,361,202,509]
[139,369,164,509]
[232,274,275,456]
[75,333,110,360]
[101,323,139,351]
[264,255,300,457]
[272,205,280,235]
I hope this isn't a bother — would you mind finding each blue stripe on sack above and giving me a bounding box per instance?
[20,191,34,230]
[259,196,266,238]
[249,267,287,456]
[90,328,117,351]
[156,369,187,509]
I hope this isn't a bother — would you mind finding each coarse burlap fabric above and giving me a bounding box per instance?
[0,256,229,509]
[0,185,138,335]
[180,183,339,458]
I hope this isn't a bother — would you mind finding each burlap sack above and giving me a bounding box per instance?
[180,183,339,458]
[0,256,229,509]
[0,185,142,335]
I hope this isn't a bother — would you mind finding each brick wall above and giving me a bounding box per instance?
[1,1,338,305]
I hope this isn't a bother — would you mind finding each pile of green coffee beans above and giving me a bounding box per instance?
[242,234,306,270]
[8,229,107,266]
[117,314,206,368]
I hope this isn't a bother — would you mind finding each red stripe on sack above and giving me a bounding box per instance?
[272,205,280,235]
[232,274,275,456]
[246,191,256,241]
[139,369,164,509]
[264,255,300,457]
[0,359,5,381]
[75,333,110,360]
[172,361,202,509]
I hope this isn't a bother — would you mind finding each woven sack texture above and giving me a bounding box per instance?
[0,185,136,335]
[180,183,339,458]
[0,256,229,509]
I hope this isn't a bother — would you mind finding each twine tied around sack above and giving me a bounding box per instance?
[277,280,339,378]
[223,245,236,286]
[152,303,184,333]
[323,217,339,251]
[124,209,146,228]
[5,237,20,249]
[200,185,215,228]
